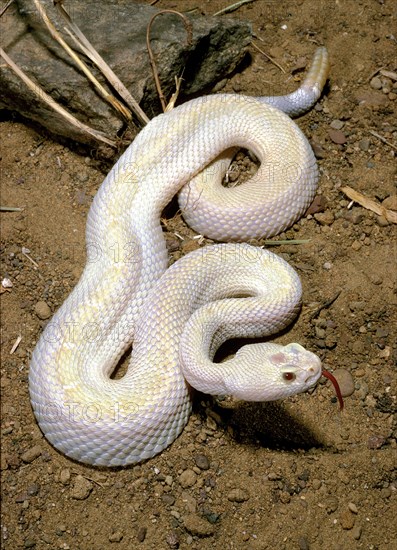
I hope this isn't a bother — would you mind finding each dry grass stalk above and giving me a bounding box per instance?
[146,10,193,112]
[54,0,149,125]
[341,186,397,224]
[33,0,132,122]
[213,0,257,16]
[251,41,286,73]
[0,47,116,146]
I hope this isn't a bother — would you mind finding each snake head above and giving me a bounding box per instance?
[223,342,322,402]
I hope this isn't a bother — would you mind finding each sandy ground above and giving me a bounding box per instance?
[1,0,396,549]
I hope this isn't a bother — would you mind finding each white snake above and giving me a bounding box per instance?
[29,48,329,466]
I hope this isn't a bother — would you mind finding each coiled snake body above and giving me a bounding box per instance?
[29,48,329,466]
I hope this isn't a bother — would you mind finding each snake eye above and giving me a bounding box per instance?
[282,372,296,382]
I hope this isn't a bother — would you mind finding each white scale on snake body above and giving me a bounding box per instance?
[29,47,331,467]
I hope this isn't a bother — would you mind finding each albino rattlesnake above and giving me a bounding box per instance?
[29,48,330,466]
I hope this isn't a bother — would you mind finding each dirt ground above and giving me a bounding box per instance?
[1,0,396,549]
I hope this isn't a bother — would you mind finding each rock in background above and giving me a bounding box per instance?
[0,0,252,147]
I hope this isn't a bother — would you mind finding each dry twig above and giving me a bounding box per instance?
[0,47,116,146]
[213,0,257,16]
[341,186,397,224]
[33,0,131,122]
[54,0,149,125]
[146,10,193,112]
[251,41,286,73]
[368,130,397,152]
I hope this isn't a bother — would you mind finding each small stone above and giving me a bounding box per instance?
[23,539,36,548]
[1,455,8,471]
[165,531,179,548]
[137,526,147,542]
[306,194,327,215]
[109,531,123,542]
[367,435,386,449]
[314,211,335,226]
[343,208,364,225]
[162,494,175,506]
[27,483,40,496]
[340,509,355,530]
[312,479,322,490]
[348,502,358,514]
[280,491,291,504]
[382,195,397,210]
[370,76,382,90]
[60,468,71,485]
[310,141,326,159]
[183,514,214,537]
[352,525,362,540]
[325,496,339,513]
[330,119,344,130]
[70,475,93,500]
[298,536,310,550]
[194,454,210,470]
[328,128,347,144]
[359,138,370,151]
[21,445,42,463]
[376,215,390,227]
[227,488,249,502]
[179,469,197,488]
[34,301,52,320]
[380,487,392,499]
[332,369,355,397]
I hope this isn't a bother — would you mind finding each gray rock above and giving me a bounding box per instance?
[1,0,251,148]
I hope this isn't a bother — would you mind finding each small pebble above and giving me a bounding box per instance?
[227,488,249,502]
[380,487,392,499]
[314,211,334,226]
[339,509,355,530]
[310,141,326,159]
[70,475,93,500]
[60,468,71,485]
[352,525,362,540]
[359,138,370,151]
[34,301,52,320]
[183,514,214,537]
[330,119,344,130]
[332,369,355,397]
[298,536,310,550]
[179,469,197,488]
[382,195,397,210]
[165,531,179,548]
[21,445,42,463]
[109,531,123,542]
[325,496,339,513]
[328,128,347,144]
[194,454,210,470]
[348,502,358,514]
[367,435,386,449]
[306,194,327,215]
[137,526,147,542]
[370,76,382,90]
[27,483,40,496]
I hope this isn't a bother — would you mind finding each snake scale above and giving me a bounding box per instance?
[29,48,329,466]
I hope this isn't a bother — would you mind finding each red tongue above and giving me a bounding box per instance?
[322,370,344,410]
